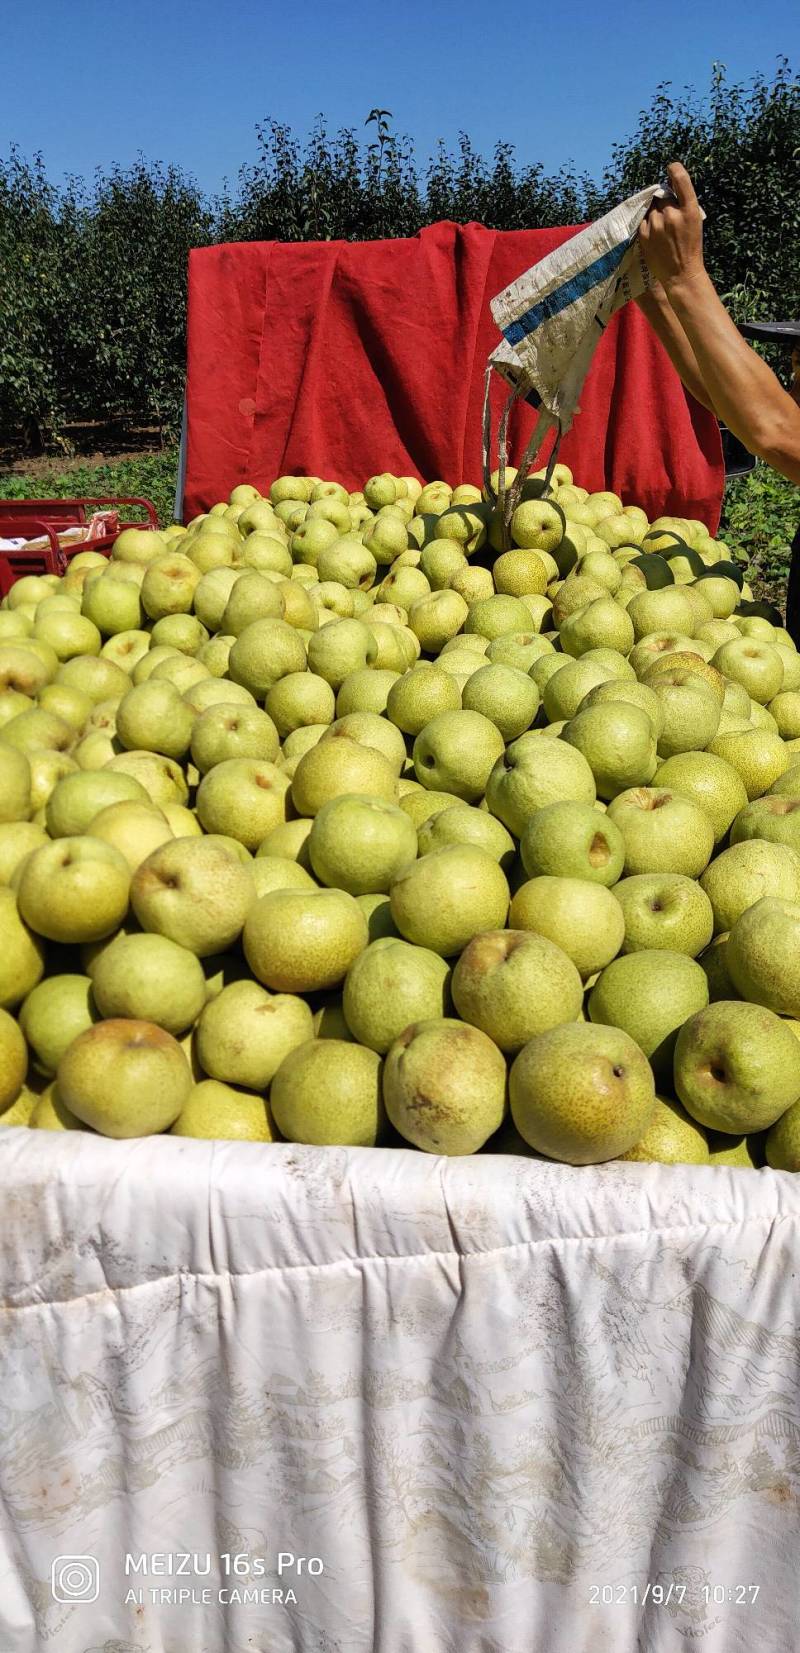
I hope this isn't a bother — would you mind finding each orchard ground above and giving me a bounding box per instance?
[0,438,796,611]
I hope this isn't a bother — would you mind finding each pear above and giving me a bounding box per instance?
[589,949,708,1079]
[698,934,738,1002]
[170,1080,279,1141]
[412,709,504,801]
[220,571,285,633]
[190,703,279,772]
[0,886,45,1007]
[619,1097,709,1164]
[228,618,307,698]
[493,550,548,597]
[386,666,461,735]
[328,711,406,774]
[141,552,201,619]
[627,586,697,639]
[766,1100,800,1171]
[17,836,131,944]
[18,975,97,1075]
[712,638,784,704]
[132,837,256,955]
[510,1022,656,1163]
[408,591,469,653]
[106,750,189,806]
[700,841,800,933]
[579,677,666,739]
[149,614,208,655]
[0,1007,27,1110]
[730,795,800,853]
[487,632,554,672]
[90,800,174,871]
[195,979,312,1088]
[465,595,533,641]
[343,938,451,1052]
[0,745,32,823]
[417,803,515,870]
[336,667,400,717]
[3,707,73,757]
[520,800,624,886]
[770,764,800,799]
[115,679,194,759]
[196,758,290,850]
[304,618,377,686]
[243,887,367,992]
[727,897,800,1017]
[91,933,206,1035]
[606,787,715,877]
[460,664,539,742]
[559,595,634,658]
[389,845,509,956]
[653,751,747,843]
[542,658,617,723]
[562,702,657,800]
[769,690,800,741]
[271,1039,384,1146]
[707,729,791,799]
[510,499,564,554]
[57,1019,192,1137]
[451,928,582,1052]
[652,674,721,758]
[45,769,148,837]
[308,795,416,896]
[250,856,315,898]
[399,788,460,829]
[485,730,595,835]
[2,1080,42,1127]
[510,877,624,977]
[291,733,397,816]
[675,1000,800,1133]
[29,1083,87,1131]
[383,1019,506,1153]
[0,820,48,884]
[613,873,714,956]
[265,670,335,735]
[258,818,313,866]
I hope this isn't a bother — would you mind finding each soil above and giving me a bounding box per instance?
[0,422,171,475]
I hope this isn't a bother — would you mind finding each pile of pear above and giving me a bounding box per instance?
[2,463,800,1172]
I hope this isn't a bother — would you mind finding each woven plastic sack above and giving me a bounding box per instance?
[484,183,703,538]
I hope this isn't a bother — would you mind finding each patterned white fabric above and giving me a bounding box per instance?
[490,185,662,433]
[0,1126,798,1652]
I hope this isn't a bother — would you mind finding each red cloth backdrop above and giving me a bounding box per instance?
[183,220,724,530]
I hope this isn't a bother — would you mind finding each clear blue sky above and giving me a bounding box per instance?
[2,0,797,194]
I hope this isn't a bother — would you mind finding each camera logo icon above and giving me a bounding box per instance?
[51,1556,100,1603]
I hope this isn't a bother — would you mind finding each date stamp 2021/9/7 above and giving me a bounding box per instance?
[589,1582,761,1607]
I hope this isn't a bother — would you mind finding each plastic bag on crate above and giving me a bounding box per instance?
[484,183,699,543]
[16,511,120,556]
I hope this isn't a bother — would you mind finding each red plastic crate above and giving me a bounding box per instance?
[5,496,159,531]
[0,519,62,597]
[0,495,160,590]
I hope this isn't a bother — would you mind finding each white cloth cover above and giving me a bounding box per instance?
[0,1127,798,1653]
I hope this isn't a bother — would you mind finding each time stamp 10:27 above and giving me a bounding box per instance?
[588,1583,760,1606]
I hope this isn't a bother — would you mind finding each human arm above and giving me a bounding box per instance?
[635,282,716,414]
[638,163,800,484]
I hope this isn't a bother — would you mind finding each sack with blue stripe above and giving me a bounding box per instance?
[483,185,669,546]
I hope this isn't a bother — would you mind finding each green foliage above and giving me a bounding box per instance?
[0,155,211,443]
[597,61,799,317]
[0,61,797,444]
[0,451,180,531]
[720,465,797,608]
